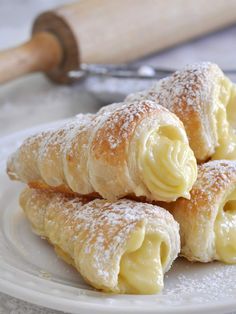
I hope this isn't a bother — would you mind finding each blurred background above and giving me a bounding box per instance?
[1,0,236,137]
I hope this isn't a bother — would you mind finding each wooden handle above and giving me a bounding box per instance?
[0,32,62,84]
[2,0,236,84]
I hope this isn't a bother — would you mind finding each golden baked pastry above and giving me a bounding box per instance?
[160,160,236,263]
[20,188,180,294]
[126,62,236,162]
[7,100,197,202]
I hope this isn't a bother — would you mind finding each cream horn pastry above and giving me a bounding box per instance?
[20,187,180,294]
[7,100,197,202]
[161,160,236,263]
[126,62,236,162]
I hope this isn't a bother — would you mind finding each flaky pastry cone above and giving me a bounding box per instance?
[20,188,180,294]
[126,62,236,162]
[160,160,236,263]
[7,100,197,202]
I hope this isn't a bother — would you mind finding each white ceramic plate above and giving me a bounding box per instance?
[1,121,236,314]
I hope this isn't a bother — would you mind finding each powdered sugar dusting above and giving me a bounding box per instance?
[8,97,181,199]
[160,259,236,305]
[127,62,223,117]
[62,114,94,155]
[38,116,91,160]
[23,189,179,290]
[126,62,227,161]
[192,160,236,204]
[92,100,171,153]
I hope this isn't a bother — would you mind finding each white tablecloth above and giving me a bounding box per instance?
[1,0,236,313]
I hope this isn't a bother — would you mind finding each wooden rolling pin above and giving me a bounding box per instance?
[1,0,236,84]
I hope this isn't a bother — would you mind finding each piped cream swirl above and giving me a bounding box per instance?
[212,77,236,160]
[138,125,197,202]
[215,188,236,264]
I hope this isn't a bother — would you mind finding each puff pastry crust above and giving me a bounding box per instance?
[20,188,180,294]
[160,160,236,263]
[126,62,236,162]
[7,100,197,202]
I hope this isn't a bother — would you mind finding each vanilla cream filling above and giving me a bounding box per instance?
[215,188,236,264]
[212,78,236,160]
[118,226,168,294]
[138,125,197,201]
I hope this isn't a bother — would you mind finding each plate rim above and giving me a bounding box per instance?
[1,274,236,314]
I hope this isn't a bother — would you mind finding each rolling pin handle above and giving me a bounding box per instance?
[0,32,62,85]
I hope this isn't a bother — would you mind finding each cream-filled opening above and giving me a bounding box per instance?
[138,125,197,201]
[212,77,236,160]
[118,225,169,294]
[215,188,236,264]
